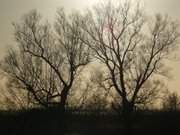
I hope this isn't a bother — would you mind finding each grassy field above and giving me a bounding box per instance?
[0,108,180,135]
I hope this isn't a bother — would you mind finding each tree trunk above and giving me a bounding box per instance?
[122,98,134,134]
[59,88,69,110]
[53,89,68,134]
[122,98,134,117]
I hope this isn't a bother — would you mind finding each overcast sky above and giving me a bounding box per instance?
[0,0,180,92]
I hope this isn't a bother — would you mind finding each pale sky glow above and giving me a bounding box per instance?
[0,0,180,93]
[0,0,98,54]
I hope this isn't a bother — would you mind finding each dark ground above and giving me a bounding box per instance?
[0,108,180,135]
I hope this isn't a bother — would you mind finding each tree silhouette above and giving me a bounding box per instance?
[162,91,180,111]
[0,77,30,110]
[79,0,180,117]
[1,9,91,112]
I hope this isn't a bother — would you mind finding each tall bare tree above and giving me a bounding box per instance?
[1,9,91,111]
[79,0,180,116]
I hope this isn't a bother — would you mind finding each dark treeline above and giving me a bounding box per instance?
[1,108,180,135]
[0,0,180,135]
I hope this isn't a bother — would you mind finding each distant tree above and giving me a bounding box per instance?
[0,77,31,110]
[78,69,111,111]
[79,0,180,117]
[67,67,112,111]
[1,9,91,112]
[162,91,180,111]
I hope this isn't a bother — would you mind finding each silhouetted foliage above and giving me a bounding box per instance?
[0,1,180,135]
[1,9,91,111]
[78,0,180,117]
[0,78,31,110]
[162,90,180,111]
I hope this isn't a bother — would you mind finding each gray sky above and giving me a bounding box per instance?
[0,0,180,92]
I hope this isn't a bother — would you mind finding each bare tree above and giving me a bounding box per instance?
[65,67,111,111]
[1,9,91,112]
[77,69,111,111]
[0,76,31,110]
[79,0,180,116]
[162,91,180,111]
